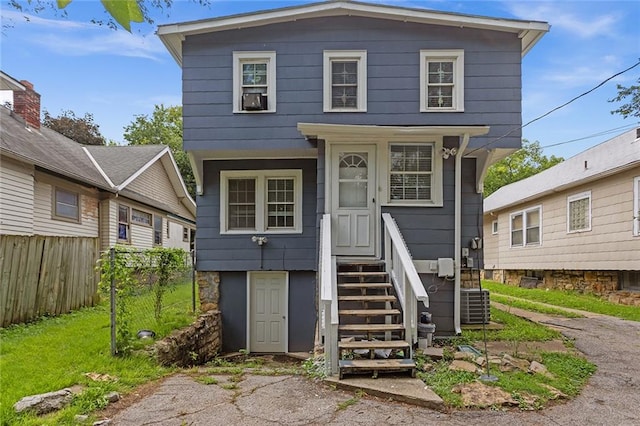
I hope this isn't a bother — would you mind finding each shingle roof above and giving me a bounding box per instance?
[484,127,640,213]
[0,107,110,189]
[84,145,167,187]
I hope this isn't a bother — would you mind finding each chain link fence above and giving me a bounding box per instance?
[99,246,198,355]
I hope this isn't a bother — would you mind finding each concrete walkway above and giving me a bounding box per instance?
[108,301,640,425]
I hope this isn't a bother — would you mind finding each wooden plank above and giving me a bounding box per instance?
[338,283,391,289]
[338,340,409,350]
[339,324,404,332]
[9,236,26,324]
[339,309,401,316]
[339,359,415,369]
[22,236,44,322]
[338,295,396,302]
[0,236,16,326]
[338,271,388,277]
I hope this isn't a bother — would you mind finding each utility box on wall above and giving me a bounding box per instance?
[460,289,490,324]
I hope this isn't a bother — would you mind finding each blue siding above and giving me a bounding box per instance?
[182,16,523,154]
[196,159,318,272]
[219,271,316,352]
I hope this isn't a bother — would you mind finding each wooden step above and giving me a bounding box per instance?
[339,324,404,332]
[339,358,416,379]
[338,340,409,350]
[339,309,401,316]
[338,271,388,277]
[338,295,396,302]
[338,282,392,289]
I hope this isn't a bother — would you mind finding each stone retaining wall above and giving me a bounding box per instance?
[482,269,640,307]
[154,311,222,367]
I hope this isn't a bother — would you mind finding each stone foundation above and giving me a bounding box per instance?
[484,269,640,306]
[154,311,222,367]
[197,271,220,312]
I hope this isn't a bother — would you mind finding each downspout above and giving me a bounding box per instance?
[454,133,470,335]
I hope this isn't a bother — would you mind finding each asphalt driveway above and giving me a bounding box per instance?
[107,306,640,425]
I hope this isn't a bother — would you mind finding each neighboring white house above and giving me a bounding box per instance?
[0,71,196,251]
[483,127,640,296]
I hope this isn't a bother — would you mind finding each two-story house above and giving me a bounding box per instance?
[158,0,548,377]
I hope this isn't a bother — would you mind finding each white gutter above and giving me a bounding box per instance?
[454,133,470,335]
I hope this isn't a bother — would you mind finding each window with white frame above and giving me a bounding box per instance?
[154,215,163,246]
[567,191,591,233]
[420,50,464,112]
[634,176,640,236]
[220,170,302,234]
[492,220,498,235]
[54,187,79,221]
[233,51,276,113]
[388,143,443,205]
[118,205,130,242]
[510,206,541,247]
[131,208,151,226]
[323,50,367,112]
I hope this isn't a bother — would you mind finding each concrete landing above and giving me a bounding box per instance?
[325,375,445,411]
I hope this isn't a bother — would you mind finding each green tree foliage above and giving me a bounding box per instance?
[123,105,195,198]
[484,139,564,196]
[609,77,640,119]
[8,0,212,32]
[42,109,106,145]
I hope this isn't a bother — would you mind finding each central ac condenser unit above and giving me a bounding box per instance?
[460,289,490,324]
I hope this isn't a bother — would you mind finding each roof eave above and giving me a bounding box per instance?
[157,1,549,65]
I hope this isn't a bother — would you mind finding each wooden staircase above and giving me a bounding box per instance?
[336,260,416,379]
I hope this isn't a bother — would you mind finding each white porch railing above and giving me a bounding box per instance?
[382,213,429,346]
[319,214,338,375]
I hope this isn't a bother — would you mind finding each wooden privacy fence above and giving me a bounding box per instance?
[0,235,100,327]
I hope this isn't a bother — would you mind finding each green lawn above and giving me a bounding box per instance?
[0,282,196,425]
[482,280,640,321]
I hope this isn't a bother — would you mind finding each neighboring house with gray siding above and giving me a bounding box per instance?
[483,127,640,294]
[158,0,548,368]
[0,72,196,251]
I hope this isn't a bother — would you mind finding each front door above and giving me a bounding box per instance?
[249,272,287,353]
[330,145,376,256]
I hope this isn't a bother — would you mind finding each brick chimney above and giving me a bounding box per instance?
[13,80,41,129]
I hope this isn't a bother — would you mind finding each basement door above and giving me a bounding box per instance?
[249,272,287,353]
[330,145,376,256]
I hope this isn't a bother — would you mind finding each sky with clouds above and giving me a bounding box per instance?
[1,0,639,159]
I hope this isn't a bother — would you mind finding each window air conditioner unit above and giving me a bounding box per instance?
[460,289,491,324]
[242,93,267,111]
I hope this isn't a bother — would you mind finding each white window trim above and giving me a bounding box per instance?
[420,49,464,112]
[509,205,542,248]
[567,191,592,234]
[53,186,80,223]
[492,220,498,235]
[634,176,640,237]
[323,50,367,112]
[232,51,276,113]
[386,141,443,206]
[220,169,303,234]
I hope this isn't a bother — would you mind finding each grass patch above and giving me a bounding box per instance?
[420,309,596,409]
[0,282,196,425]
[463,307,562,342]
[491,294,584,318]
[483,281,640,321]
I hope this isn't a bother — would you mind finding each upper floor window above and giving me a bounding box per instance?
[54,187,79,222]
[567,191,591,233]
[220,169,302,234]
[510,206,541,247]
[323,50,367,112]
[420,50,464,112]
[233,51,276,113]
[387,142,443,206]
[492,220,498,235]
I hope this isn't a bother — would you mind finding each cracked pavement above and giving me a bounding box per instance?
[109,308,640,425]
